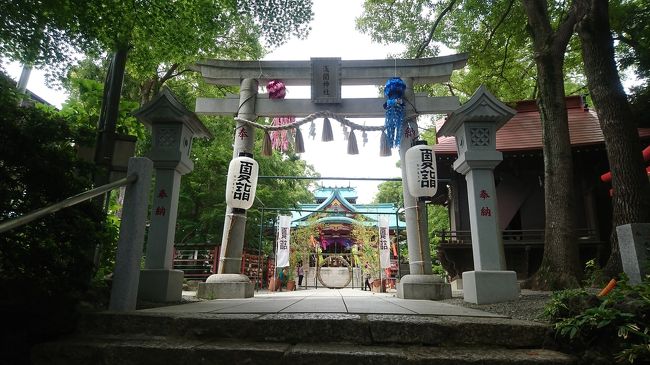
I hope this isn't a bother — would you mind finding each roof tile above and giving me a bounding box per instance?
[434,96,650,154]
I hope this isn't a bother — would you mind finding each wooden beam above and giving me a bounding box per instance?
[195,95,460,118]
[193,54,468,86]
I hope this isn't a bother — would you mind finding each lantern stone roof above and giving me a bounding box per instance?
[434,95,650,154]
[438,85,517,137]
[290,187,405,229]
[133,87,213,139]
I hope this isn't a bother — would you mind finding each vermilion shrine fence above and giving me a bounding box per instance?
[172,245,265,288]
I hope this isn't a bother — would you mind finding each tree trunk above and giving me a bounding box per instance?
[521,0,581,289]
[576,0,650,276]
[94,47,129,181]
[139,78,157,106]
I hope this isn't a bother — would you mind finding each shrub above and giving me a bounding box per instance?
[0,73,115,364]
[544,278,650,364]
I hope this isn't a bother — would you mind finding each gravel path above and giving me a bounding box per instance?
[440,290,553,323]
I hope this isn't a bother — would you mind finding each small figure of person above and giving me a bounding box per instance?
[364,272,372,291]
[297,262,304,287]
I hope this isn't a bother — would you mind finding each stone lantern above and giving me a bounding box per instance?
[133,87,212,302]
[438,85,519,304]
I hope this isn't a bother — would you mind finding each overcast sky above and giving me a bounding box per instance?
[263,0,406,203]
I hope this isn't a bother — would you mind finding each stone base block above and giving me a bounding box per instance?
[198,274,253,299]
[617,223,650,285]
[451,278,463,291]
[462,270,519,304]
[138,269,184,303]
[397,274,451,300]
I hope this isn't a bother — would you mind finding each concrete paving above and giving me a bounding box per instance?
[142,287,505,318]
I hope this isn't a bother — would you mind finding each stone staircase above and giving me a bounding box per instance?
[32,311,575,364]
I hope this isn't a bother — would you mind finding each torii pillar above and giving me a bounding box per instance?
[438,85,520,304]
[396,79,452,300]
[199,78,258,299]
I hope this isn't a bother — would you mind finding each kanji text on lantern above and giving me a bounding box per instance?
[419,149,436,188]
[233,161,254,201]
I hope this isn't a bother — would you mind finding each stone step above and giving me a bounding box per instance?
[76,311,552,349]
[32,335,575,365]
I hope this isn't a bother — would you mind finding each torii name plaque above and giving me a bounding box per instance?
[311,57,341,104]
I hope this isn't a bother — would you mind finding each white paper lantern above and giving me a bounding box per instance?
[225,153,259,210]
[405,141,438,198]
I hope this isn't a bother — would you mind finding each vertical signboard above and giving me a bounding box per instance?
[311,57,342,104]
[378,215,391,269]
[276,215,291,268]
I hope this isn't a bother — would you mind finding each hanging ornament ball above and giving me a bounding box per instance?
[384,77,406,99]
[267,79,287,99]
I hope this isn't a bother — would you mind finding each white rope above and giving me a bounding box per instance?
[234,110,386,133]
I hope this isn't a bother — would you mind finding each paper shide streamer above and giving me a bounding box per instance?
[266,80,294,153]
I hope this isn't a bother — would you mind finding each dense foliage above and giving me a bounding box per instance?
[544,279,650,364]
[357,0,584,102]
[0,74,115,364]
[0,0,313,82]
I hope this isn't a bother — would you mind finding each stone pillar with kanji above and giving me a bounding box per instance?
[438,85,519,304]
[133,88,212,303]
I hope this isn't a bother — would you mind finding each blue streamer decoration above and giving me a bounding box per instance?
[383,77,406,148]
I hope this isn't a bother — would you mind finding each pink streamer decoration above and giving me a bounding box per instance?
[266,80,295,152]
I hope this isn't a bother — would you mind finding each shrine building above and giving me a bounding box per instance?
[432,95,650,281]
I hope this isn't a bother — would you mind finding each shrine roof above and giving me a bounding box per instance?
[314,186,358,201]
[289,188,405,228]
[433,95,650,154]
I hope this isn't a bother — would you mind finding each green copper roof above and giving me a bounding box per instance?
[314,186,358,200]
[289,187,405,229]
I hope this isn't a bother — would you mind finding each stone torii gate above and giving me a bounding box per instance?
[194,55,468,299]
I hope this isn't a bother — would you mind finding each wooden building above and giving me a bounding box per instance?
[432,96,650,280]
[289,186,406,287]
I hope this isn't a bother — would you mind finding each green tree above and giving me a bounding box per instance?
[357,0,585,101]
[373,181,404,206]
[520,0,581,289]
[0,73,114,364]
[575,0,650,276]
[611,0,650,128]
[1,0,314,192]
[359,0,585,289]
[0,0,313,83]
[351,219,380,278]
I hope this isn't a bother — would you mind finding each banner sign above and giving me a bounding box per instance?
[378,215,391,269]
[276,215,291,268]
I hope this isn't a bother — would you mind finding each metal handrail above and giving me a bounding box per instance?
[0,174,137,234]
